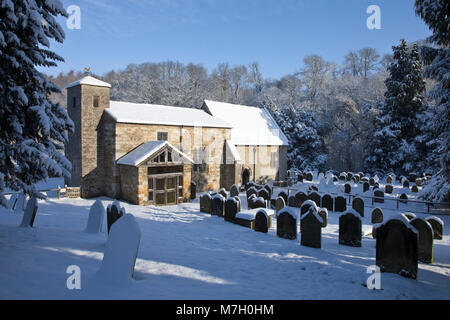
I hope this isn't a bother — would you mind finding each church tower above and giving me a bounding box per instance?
[65,76,111,197]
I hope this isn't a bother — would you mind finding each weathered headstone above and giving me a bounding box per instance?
[190,182,196,200]
[371,208,383,224]
[85,200,105,234]
[200,193,212,213]
[230,184,239,197]
[352,197,364,217]
[321,194,333,212]
[335,196,347,212]
[275,196,286,214]
[97,214,141,284]
[376,217,418,279]
[374,189,384,204]
[225,197,238,222]
[19,196,38,228]
[338,210,362,247]
[318,207,328,228]
[255,209,270,233]
[276,207,298,240]
[410,218,434,264]
[300,207,322,248]
[211,194,225,216]
[426,216,443,240]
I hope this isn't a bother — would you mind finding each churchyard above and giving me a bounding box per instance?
[0,173,449,300]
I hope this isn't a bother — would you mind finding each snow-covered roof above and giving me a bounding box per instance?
[225,140,241,162]
[116,140,193,167]
[66,76,111,89]
[203,100,289,146]
[105,101,232,128]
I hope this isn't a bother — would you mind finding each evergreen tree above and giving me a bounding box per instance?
[364,40,426,176]
[415,0,450,202]
[0,0,74,200]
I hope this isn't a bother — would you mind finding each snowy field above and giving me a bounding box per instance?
[0,178,449,300]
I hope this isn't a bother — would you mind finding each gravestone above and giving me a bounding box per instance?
[339,210,362,247]
[275,196,286,214]
[297,174,303,183]
[385,184,393,194]
[403,212,416,221]
[85,200,105,234]
[318,208,328,228]
[335,196,347,212]
[107,202,124,234]
[376,218,418,279]
[219,188,228,199]
[257,188,270,202]
[344,183,351,194]
[386,175,393,184]
[294,192,308,208]
[415,178,423,186]
[288,195,296,207]
[190,182,197,200]
[411,185,418,193]
[374,190,384,204]
[339,173,347,182]
[371,208,383,224]
[249,196,266,209]
[278,191,288,204]
[200,194,212,213]
[369,178,375,186]
[276,207,298,240]
[321,194,333,212]
[426,216,443,240]
[225,198,238,222]
[305,172,313,181]
[300,200,318,217]
[230,184,239,197]
[211,194,225,217]
[246,186,258,199]
[263,184,272,198]
[363,182,370,193]
[13,192,26,214]
[301,207,322,248]
[97,214,141,284]
[352,197,364,217]
[255,209,270,233]
[7,193,18,210]
[403,179,410,188]
[308,192,321,207]
[399,193,408,204]
[19,196,38,228]
[410,218,434,264]
[234,196,241,213]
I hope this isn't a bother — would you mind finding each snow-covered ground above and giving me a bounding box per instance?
[0,177,449,300]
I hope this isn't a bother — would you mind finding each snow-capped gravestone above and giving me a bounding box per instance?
[300,200,318,217]
[301,207,322,248]
[257,188,270,202]
[294,192,308,208]
[385,184,394,194]
[334,196,347,212]
[246,186,258,199]
[403,212,416,221]
[305,172,313,181]
[278,191,288,204]
[411,185,419,193]
[190,182,196,200]
[234,196,241,212]
[399,193,408,204]
[200,194,212,213]
[371,208,383,224]
[369,178,375,186]
[386,175,393,184]
[211,194,225,217]
[13,192,26,214]
[97,214,141,284]
[276,207,297,240]
[338,210,362,247]
[107,202,124,234]
[363,182,370,193]
[85,200,105,234]
[219,188,227,199]
[308,192,321,207]
[373,190,384,204]
[318,207,328,228]
[230,184,239,197]
[224,198,238,222]
[426,216,443,240]
[19,196,38,228]
[275,196,286,214]
[376,217,418,279]
[352,197,364,217]
[255,209,270,233]
[321,194,333,212]
[7,193,18,211]
[288,195,296,207]
[403,179,410,188]
[410,218,434,264]
[249,196,266,210]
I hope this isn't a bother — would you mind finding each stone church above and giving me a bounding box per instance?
[65,76,288,205]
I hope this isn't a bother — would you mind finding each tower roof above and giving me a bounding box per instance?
[66,76,111,89]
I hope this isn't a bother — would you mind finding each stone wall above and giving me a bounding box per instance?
[119,165,139,204]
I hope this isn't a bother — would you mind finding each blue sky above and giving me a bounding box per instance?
[47,0,432,79]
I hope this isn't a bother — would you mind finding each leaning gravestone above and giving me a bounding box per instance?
[13,192,26,214]
[211,194,225,217]
[275,196,286,214]
[190,182,197,200]
[301,207,323,248]
[371,208,383,224]
[225,198,238,222]
[410,218,434,264]
[321,194,333,212]
[335,196,347,212]
[339,210,362,247]
[352,197,364,217]
[374,189,384,204]
[294,192,308,208]
[426,216,443,240]
[200,193,212,213]
[19,196,38,228]
[85,200,105,234]
[308,192,321,207]
[96,214,141,284]
[255,209,270,233]
[230,184,239,197]
[318,208,328,228]
[276,207,298,240]
[376,217,418,279]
